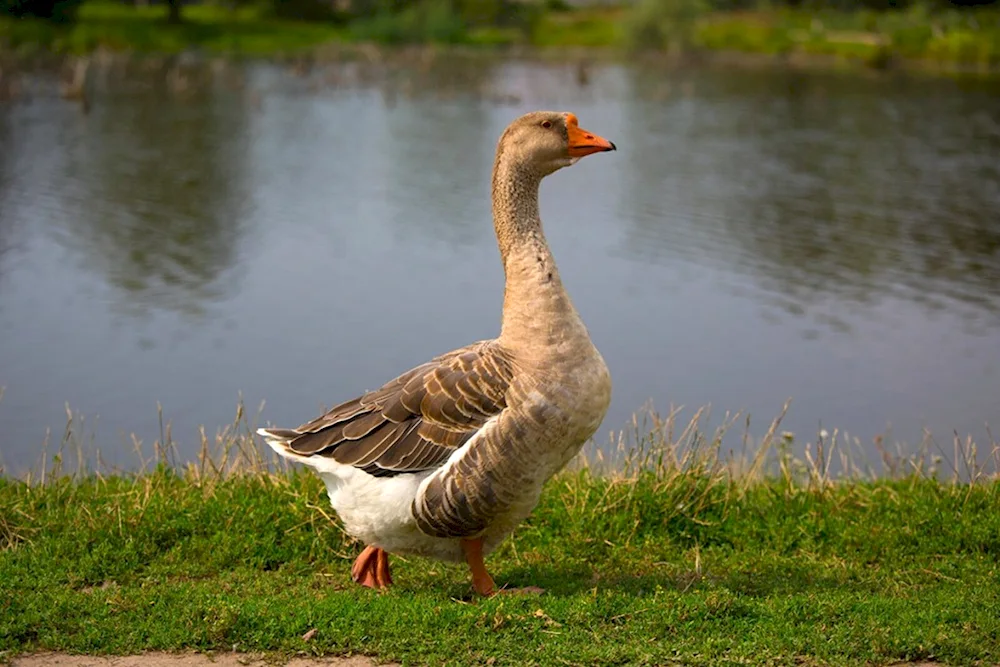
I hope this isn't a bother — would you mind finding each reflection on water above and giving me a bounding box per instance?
[0,110,14,284]
[0,55,998,473]
[618,68,1000,334]
[50,75,253,320]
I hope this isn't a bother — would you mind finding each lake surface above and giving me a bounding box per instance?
[1,54,999,474]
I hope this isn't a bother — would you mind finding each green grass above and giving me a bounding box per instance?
[2,403,999,666]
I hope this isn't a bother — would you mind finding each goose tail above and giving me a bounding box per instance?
[257,427,305,459]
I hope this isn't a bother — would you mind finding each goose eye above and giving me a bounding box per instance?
[541,120,552,129]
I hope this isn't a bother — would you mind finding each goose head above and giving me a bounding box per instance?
[499,111,616,176]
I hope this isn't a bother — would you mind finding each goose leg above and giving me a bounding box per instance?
[375,546,394,587]
[461,538,496,596]
[461,538,545,597]
[351,545,392,590]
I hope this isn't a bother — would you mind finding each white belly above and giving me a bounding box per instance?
[319,459,548,563]
[318,461,464,562]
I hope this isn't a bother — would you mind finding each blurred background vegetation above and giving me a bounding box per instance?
[1,0,998,69]
[626,0,1000,68]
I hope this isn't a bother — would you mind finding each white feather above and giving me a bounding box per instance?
[258,427,462,562]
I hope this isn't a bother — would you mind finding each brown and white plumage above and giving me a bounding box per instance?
[258,110,616,596]
[265,341,516,538]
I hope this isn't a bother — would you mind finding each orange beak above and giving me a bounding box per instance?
[566,113,616,157]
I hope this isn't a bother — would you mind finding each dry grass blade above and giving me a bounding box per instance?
[0,508,35,551]
[3,394,997,489]
[8,397,282,488]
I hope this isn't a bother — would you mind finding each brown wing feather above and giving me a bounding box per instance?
[277,341,514,477]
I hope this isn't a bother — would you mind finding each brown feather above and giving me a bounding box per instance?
[277,341,515,477]
[332,419,406,466]
[340,410,385,440]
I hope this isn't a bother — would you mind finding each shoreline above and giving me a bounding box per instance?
[2,39,999,95]
[3,38,1000,77]
[2,5,1000,79]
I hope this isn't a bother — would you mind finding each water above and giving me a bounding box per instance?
[1,55,998,474]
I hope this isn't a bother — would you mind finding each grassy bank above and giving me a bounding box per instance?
[689,6,1000,71]
[2,406,999,666]
[2,1,999,72]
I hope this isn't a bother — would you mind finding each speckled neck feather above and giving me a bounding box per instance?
[491,140,544,269]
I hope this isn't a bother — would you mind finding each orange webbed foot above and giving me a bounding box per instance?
[351,545,393,590]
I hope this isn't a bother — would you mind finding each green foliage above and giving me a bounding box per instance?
[0,0,350,54]
[349,0,466,44]
[345,0,540,46]
[0,0,998,65]
[685,2,1000,68]
[926,24,999,63]
[625,0,710,51]
[694,13,796,54]
[268,0,344,23]
[530,7,623,47]
[456,0,505,26]
[542,0,572,12]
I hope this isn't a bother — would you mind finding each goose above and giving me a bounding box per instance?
[258,110,616,596]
